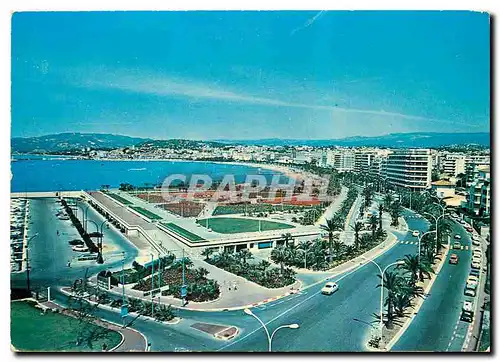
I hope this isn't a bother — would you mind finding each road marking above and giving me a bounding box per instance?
[217,263,364,351]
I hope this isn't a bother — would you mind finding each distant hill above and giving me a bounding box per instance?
[215,132,490,148]
[11,133,152,153]
[137,139,228,150]
[12,131,490,153]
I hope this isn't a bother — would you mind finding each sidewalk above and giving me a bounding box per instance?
[316,186,348,226]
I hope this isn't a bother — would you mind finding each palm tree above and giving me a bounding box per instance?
[320,217,342,259]
[201,248,214,261]
[271,246,288,275]
[397,254,420,285]
[393,292,413,318]
[369,214,378,244]
[332,234,344,260]
[378,204,384,230]
[383,193,393,210]
[351,221,363,251]
[281,233,293,247]
[377,271,402,329]
[238,249,253,264]
[390,201,402,227]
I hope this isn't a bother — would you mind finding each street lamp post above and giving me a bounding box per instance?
[243,308,299,351]
[25,233,39,293]
[361,256,403,339]
[415,230,437,263]
[424,210,448,252]
[150,252,155,318]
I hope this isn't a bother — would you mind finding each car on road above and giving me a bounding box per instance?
[449,254,459,265]
[461,310,474,323]
[454,234,462,240]
[412,230,420,237]
[321,282,339,295]
[453,241,462,249]
[471,261,481,270]
[463,301,473,312]
[459,220,466,225]
[464,288,476,297]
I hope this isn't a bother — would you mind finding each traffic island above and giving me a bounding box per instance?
[191,322,239,340]
[367,244,451,351]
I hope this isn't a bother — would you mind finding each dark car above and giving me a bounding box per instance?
[460,310,474,323]
[449,254,459,265]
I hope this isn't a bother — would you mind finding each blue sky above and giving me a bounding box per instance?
[12,11,490,140]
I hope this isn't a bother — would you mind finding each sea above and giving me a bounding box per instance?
[10,155,285,192]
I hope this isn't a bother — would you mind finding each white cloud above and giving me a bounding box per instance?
[74,69,468,127]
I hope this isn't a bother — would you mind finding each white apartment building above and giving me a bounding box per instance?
[442,154,467,176]
[354,151,375,174]
[463,165,491,216]
[384,149,432,191]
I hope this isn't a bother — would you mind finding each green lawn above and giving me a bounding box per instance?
[106,193,133,205]
[160,222,206,242]
[196,217,294,234]
[130,206,162,220]
[11,300,122,352]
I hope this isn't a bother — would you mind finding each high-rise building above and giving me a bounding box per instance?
[463,165,490,216]
[442,154,467,176]
[384,149,432,191]
[354,151,375,174]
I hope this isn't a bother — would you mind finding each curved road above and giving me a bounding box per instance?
[14,198,473,352]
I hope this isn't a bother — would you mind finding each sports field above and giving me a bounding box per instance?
[11,300,122,352]
[196,217,294,234]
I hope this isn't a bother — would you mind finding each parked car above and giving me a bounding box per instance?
[460,310,474,323]
[467,275,479,285]
[472,239,481,247]
[463,301,473,312]
[466,226,473,233]
[471,261,481,270]
[321,282,339,295]
[453,241,462,250]
[449,254,459,265]
[454,234,462,240]
[470,269,480,277]
[464,288,476,297]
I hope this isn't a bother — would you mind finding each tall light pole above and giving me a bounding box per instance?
[361,256,403,339]
[415,230,437,263]
[150,252,155,318]
[25,233,39,293]
[243,308,299,351]
[424,210,448,253]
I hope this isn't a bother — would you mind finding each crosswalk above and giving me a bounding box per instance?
[399,241,418,246]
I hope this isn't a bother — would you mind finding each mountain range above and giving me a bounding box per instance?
[11,132,490,153]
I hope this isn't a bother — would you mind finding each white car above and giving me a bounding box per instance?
[467,276,479,285]
[472,239,481,247]
[454,234,462,240]
[412,230,420,237]
[463,301,473,312]
[321,282,339,295]
[473,250,482,258]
